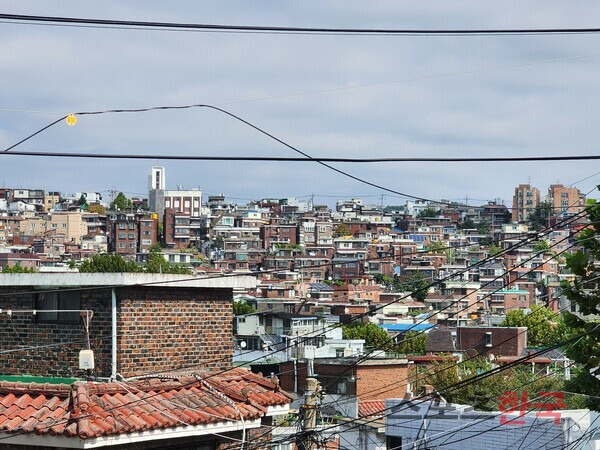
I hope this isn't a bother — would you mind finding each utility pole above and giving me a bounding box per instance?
[298,377,323,450]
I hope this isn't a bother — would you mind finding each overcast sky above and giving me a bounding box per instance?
[1,1,600,207]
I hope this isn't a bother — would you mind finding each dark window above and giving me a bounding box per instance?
[485,332,493,347]
[36,291,81,324]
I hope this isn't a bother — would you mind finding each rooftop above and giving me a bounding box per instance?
[0,368,291,446]
[0,272,256,289]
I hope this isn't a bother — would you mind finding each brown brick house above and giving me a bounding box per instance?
[280,357,410,401]
[0,273,256,379]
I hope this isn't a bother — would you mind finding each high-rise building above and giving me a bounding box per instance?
[149,166,166,191]
[512,184,540,222]
[548,184,584,215]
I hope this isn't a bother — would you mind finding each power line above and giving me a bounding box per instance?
[315,232,584,408]
[0,105,453,206]
[4,149,600,163]
[0,213,589,440]
[255,198,593,443]
[3,13,600,36]
[225,213,593,446]
[247,329,598,450]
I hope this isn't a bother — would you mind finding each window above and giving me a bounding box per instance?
[129,242,135,248]
[62,223,67,228]
[119,243,126,248]
[119,233,126,239]
[128,233,135,239]
[485,332,493,347]
[128,223,135,229]
[36,291,81,324]
[118,223,126,229]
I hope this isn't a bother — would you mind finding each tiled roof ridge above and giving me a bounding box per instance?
[0,369,292,441]
[0,381,71,397]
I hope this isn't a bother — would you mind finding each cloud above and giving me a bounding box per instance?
[1,0,600,206]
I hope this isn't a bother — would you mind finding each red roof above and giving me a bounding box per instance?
[358,400,385,418]
[0,368,292,440]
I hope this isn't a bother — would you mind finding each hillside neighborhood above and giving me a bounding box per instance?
[3,3,600,448]
[0,166,599,448]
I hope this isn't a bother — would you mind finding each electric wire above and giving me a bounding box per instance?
[4,13,600,36]
[5,150,600,163]
[0,198,592,446]
[247,193,593,442]
[0,231,590,446]
[242,333,598,450]
[313,233,584,412]
[226,224,593,447]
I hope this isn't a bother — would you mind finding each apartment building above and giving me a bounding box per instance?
[548,184,584,215]
[512,183,540,222]
[47,211,88,243]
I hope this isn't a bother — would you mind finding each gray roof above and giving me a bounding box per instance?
[308,282,334,292]
[425,326,456,353]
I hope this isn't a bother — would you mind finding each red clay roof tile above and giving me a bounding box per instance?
[0,368,291,441]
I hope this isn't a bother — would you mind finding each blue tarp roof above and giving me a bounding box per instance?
[380,323,436,332]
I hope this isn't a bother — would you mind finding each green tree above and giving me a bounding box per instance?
[561,198,600,410]
[417,208,439,218]
[476,222,490,234]
[528,201,553,230]
[333,223,351,238]
[1,264,35,273]
[143,247,191,274]
[394,273,429,302]
[79,253,140,273]
[77,194,88,208]
[425,241,448,252]
[458,218,477,230]
[234,301,256,315]
[533,239,551,252]
[487,244,503,256]
[500,305,567,347]
[342,323,393,350]
[415,359,584,411]
[87,203,106,214]
[213,236,224,249]
[373,273,394,286]
[394,331,428,355]
[110,192,133,211]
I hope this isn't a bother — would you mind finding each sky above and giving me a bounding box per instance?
[1,1,600,207]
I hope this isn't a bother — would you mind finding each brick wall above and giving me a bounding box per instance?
[117,287,233,378]
[0,287,112,378]
[355,365,409,400]
[457,327,527,357]
[0,285,233,379]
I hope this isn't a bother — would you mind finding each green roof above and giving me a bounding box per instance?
[0,375,79,384]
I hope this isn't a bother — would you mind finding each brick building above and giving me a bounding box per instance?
[456,326,527,357]
[548,184,584,215]
[280,357,410,400]
[512,183,540,222]
[163,207,191,248]
[0,273,255,379]
[107,212,158,257]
